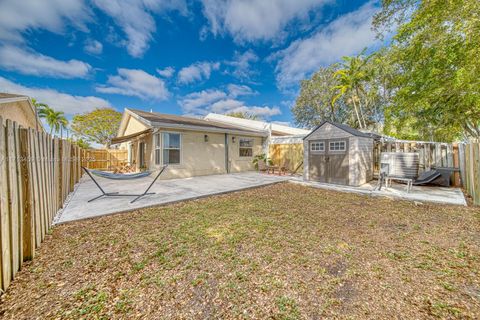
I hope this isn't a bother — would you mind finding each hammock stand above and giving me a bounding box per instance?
[82,165,168,203]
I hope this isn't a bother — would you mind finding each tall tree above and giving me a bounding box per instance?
[373,0,480,141]
[71,108,122,148]
[332,52,374,129]
[293,65,351,128]
[35,102,68,136]
[31,98,49,131]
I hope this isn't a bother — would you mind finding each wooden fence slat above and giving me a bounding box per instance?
[19,129,34,261]
[14,123,23,268]
[0,116,12,290]
[6,120,20,277]
[458,143,466,188]
[473,144,480,205]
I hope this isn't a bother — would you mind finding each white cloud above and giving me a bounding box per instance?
[92,0,188,57]
[273,1,379,88]
[177,61,220,85]
[179,87,280,118]
[0,45,92,78]
[225,50,259,79]
[0,76,112,115]
[156,66,175,78]
[179,89,228,113]
[227,84,257,98]
[0,0,91,42]
[200,0,332,43]
[0,0,187,58]
[96,68,169,100]
[210,99,281,117]
[84,39,103,55]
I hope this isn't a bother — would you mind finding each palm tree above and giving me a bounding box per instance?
[33,100,68,137]
[332,52,372,129]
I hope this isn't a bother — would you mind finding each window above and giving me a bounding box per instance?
[162,132,181,164]
[329,141,346,152]
[154,133,161,165]
[239,138,253,157]
[310,141,324,152]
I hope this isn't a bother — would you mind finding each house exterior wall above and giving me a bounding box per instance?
[0,101,38,130]
[116,112,264,179]
[124,115,149,135]
[227,135,263,173]
[147,130,263,179]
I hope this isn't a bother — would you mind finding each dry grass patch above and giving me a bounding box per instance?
[0,183,479,319]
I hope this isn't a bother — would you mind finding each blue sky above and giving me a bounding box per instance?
[0,0,379,126]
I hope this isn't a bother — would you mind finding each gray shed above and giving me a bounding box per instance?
[303,121,374,186]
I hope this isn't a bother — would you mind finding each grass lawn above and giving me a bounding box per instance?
[0,183,479,319]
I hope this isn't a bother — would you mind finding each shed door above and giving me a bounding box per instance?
[308,140,327,182]
[327,139,349,185]
[309,139,349,184]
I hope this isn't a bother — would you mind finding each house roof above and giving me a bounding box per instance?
[0,93,28,100]
[204,113,310,136]
[111,128,153,144]
[119,108,267,137]
[0,92,44,132]
[303,120,375,140]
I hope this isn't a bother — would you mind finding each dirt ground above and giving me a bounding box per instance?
[1,183,479,319]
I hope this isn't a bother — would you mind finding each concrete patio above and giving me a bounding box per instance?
[290,178,467,206]
[55,172,290,223]
[55,172,467,224]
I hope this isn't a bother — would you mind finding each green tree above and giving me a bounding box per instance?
[225,111,259,120]
[71,108,122,148]
[292,65,351,128]
[373,0,480,141]
[332,52,374,129]
[34,101,68,137]
[69,138,91,149]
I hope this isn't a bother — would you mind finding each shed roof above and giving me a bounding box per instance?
[303,120,375,140]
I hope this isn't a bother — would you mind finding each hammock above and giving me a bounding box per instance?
[82,165,168,203]
[90,169,152,180]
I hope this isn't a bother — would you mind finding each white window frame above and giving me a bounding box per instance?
[154,133,161,165]
[239,137,254,157]
[329,140,346,152]
[162,132,182,165]
[310,141,324,152]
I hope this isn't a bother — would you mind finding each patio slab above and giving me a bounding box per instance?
[55,172,290,224]
[290,178,467,206]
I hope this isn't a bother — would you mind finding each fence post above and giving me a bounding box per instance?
[6,120,19,277]
[0,116,12,290]
[19,128,34,261]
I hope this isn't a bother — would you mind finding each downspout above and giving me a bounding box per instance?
[266,123,272,158]
[225,133,230,174]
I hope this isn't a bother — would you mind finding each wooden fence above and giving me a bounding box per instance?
[269,143,304,173]
[81,149,128,170]
[0,117,82,292]
[373,141,462,187]
[463,143,480,205]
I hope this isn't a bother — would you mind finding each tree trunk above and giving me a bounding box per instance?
[355,87,367,129]
[351,95,363,129]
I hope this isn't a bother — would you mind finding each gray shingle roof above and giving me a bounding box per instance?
[303,120,376,140]
[128,109,266,135]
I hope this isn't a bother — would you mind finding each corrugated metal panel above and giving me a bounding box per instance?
[380,152,419,179]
